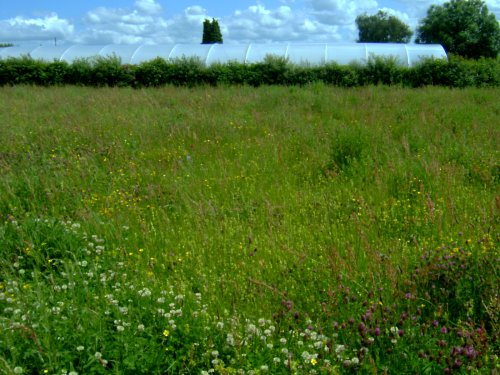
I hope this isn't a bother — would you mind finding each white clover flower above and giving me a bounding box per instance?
[157,297,165,304]
[280,338,287,345]
[138,288,152,297]
[264,329,271,336]
[138,324,145,331]
[260,365,269,372]
[273,357,281,364]
[247,324,257,335]
[335,344,346,354]
[94,352,102,359]
[267,343,273,349]
[351,357,359,365]
[390,326,399,334]
[258,318,266,326]
[217,321,224,329]
[13,367,23,374]
[69,372,78,375]
[211,350,219,357]
[116,325,125,332]
[76,345,85,351]
[313,340,323,349]
[226,333,235,346]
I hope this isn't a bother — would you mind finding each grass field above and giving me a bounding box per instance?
[0,85,498,374]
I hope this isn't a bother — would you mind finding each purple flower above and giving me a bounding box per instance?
[374,327,381,336]
[432,320,439,327]
[440,326,448,334]
[358,322,366,332]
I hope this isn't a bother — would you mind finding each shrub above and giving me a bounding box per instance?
[0,54,499,87]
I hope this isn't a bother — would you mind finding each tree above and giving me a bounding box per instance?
[416,0,500,59]
[202,18,223,44]
[0,43,14,48]
[356,11,413,43]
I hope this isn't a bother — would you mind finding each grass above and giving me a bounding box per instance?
[0,85,498,374]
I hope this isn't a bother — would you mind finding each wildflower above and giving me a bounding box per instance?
[137,324,145,331]
[138,288,152,297]
[163,329,170,337]
[351,357,359,365]
[260,365,269,372]
[14,367,23,374]
[76,345,85,351]
[95,352,102,359]
[441,326,448,334]
[311,358,318,366]
[69,372,78,375]
[211,350,219,357]
[116,325,125,332]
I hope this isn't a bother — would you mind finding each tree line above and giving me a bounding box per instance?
[203,0,499,60]
[356,0,499,59]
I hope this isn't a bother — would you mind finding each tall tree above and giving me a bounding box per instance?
[356,11,413,43]
[416,0,500,59]
[202,18,223,44]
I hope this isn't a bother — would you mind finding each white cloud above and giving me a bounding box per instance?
[0,13,74,42]
[135,0,163,16]
[223,4,342,42]
[0,0,496,46]
[75,1,171,44]
[307,0,378,25]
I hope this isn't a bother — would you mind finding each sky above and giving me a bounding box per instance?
[1,0,499,45]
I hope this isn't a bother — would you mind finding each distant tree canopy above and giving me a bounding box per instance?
[202,18,223,44]
[0,43,14,48]
[356,11,413,43]
[416,0,500,59]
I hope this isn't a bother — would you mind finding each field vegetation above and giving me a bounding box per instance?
[0,85,498,374]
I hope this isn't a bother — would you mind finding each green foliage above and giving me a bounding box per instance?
[0,86,498,373]
[202,18,223,44]
[356,10,413,43]
[416,0,500,59]
[0,54,499,87]
[0,43,14,48]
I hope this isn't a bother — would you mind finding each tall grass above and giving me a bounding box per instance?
[0,85,498,374]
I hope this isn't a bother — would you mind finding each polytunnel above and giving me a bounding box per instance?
[0,43,447,67]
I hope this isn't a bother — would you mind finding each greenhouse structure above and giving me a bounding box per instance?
[0,43,447,67]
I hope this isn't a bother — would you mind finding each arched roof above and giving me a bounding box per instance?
[0,43,447,67]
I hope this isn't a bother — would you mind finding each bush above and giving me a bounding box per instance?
[0,54,499,87]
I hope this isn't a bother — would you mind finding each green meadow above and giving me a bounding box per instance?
[0,85,498,374]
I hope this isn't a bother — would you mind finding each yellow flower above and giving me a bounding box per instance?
[311,358,318,366]
[163,330,170,337]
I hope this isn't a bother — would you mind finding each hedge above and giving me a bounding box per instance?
[0,54,498,87]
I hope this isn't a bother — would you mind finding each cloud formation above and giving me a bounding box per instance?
[0,0,498,45]
[0,13,74,42]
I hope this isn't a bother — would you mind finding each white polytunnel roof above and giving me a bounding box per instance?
[0,43,447,67]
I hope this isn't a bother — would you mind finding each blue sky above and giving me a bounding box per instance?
[1,0,499,45]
